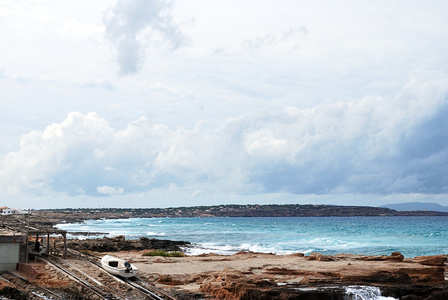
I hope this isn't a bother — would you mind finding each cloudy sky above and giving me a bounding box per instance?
[1,0,448,209]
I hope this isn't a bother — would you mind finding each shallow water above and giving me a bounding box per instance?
[57,216,448,257]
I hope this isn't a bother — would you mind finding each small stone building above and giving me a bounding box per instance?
[0,228,24,272]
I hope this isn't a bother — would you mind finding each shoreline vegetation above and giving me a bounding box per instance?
[2,205,448,299]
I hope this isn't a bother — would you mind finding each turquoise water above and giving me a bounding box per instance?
[56,216,448,257]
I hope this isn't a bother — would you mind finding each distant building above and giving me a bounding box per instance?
[0,207,28,215]
[0,206,14,215]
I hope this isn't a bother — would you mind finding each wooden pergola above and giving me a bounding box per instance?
[1,214,68,261]
[26,227,68,260]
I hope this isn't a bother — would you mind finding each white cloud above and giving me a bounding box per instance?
[103,0,186,74]
[1,1,448,208]
[97,185,124,195]
[244,27,307,50]
[0,112,115,196]
[1,70,447,203]
[57,17,104,40]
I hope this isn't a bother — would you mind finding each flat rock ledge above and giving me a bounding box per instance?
[2,234,448,300]
[141,252,448,299]
[58,237,448,299]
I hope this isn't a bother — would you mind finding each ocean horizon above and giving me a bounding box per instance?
[56,216,448,258]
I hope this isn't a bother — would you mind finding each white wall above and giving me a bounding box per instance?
[0,243,19,272]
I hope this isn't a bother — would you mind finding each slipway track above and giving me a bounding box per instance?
[2,252,175,299]
[41,251,176,300]
[41,256,120,299]
[1,271,63,299]
[71,249,176,299]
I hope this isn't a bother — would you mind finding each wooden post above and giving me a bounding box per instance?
[25,214,30,263]
[25,233,29,263]
[63,232,67,259]
[46,233,50,255]
[35,233,39,255]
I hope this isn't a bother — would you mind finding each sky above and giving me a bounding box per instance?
[1,0,448,209]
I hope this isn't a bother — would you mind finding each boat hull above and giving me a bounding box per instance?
[101,255,138,278]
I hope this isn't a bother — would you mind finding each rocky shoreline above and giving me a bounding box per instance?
[112,247,448,299]
[1,211,448,299]
[2,234,448,299]
[66,235,191,252]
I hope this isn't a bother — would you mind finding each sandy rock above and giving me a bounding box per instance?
[157,274,189,286]
[413,255,447,266]
[307,252,335,261]
[387,252,405,262]
[356,251,404,262]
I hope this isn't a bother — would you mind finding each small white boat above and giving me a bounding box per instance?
[101,255,138,278]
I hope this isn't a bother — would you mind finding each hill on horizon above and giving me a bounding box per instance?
[381,202,448,212]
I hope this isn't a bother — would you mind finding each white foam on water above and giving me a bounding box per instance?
[293,285,397,299]
[146,232,167,236]
[301,249,315,255]
[65,234,99,240]
[184,242,293,256]
[57,216,448,257]
[344,286,397,300]
[106,230,133,236]
[304,237,366,250]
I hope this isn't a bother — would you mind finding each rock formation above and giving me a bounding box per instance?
[65,235,190,252]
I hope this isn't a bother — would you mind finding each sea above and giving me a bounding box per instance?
[55,216,448,300]
[56,216,448,258]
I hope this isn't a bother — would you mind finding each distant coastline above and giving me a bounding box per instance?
[4,205,448,299]
[38,204,448,224]
[382,202,448,212]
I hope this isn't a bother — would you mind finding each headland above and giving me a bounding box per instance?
[1,206,448,299]
[38,203,448,223]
